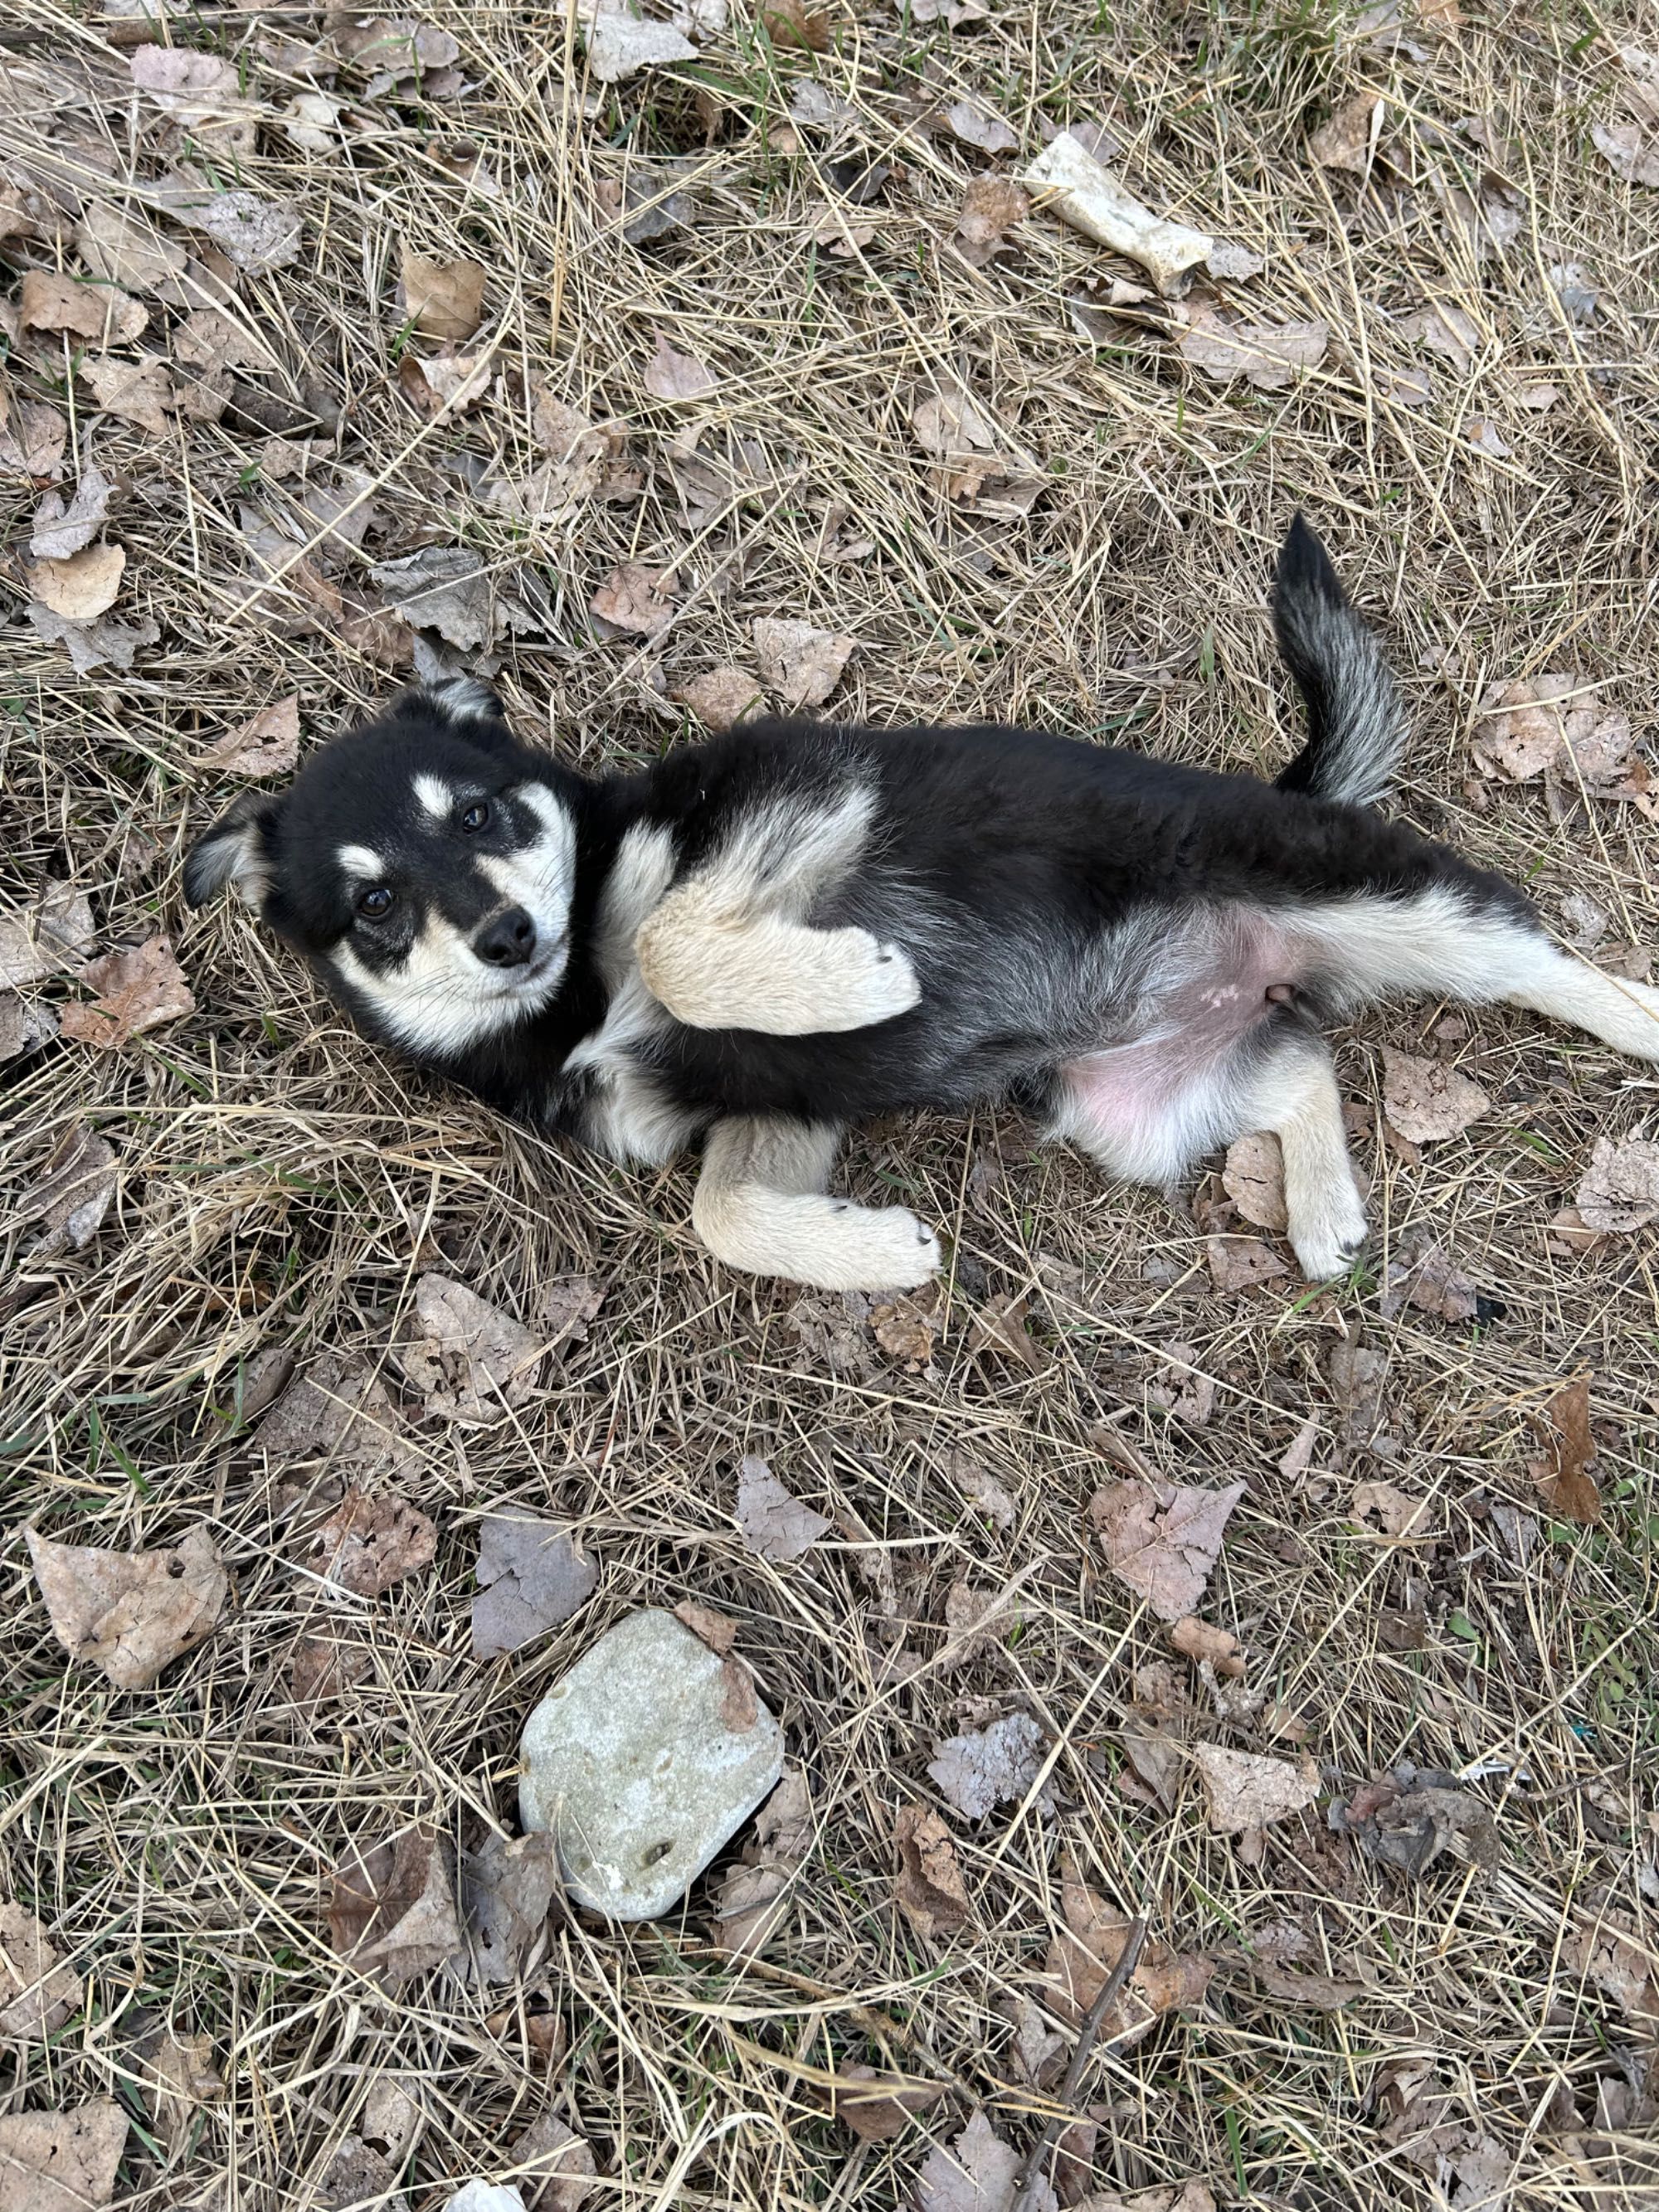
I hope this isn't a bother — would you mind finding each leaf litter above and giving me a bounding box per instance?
[1087,1478,1245,1621]
[455,1828,561,1984]
[328,1829,463,1988]
[471,1514,599,1655]
[398,1271,547,1422]
[1380,1046,1489,1143]
[302,1486,437,1599]
[735,1454,832,1561]
[27,1524,227,1689]
[1527,1376,1601,1525]
[893,1803,972,1937]
[59,935,196,1047]
[1046,1856,1213,2044]
[710,1765,813,1953]
[927,1710,1044,1819]
[0,1903,83,2039]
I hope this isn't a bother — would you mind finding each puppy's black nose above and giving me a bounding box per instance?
[474,907,537,968]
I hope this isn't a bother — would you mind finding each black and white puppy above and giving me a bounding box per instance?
[184,521,1659,1291]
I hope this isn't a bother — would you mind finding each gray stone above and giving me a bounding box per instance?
[518,1608,784,1921]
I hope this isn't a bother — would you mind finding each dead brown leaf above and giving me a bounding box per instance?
[969,1292,1048,1371]
[1528,1376,1601,1525]
[1566,1912,1659,2024]
[30,540,125,620]
[1351,1480,1438,1539]
[915,2109,1023,2212]
[13,1126,117,1250]
[1221,1130,1287,1232]
[513,2107,599,2210]
[1378,1232,1480,1324]
[80,356,174,435]
[1194,1744,1321,1834]
[893,1804,971,1937]
[76,201,187,297]
[27,1524,227,1689]
[0,2102,128,2212]
[591,560,677,638]
[1328,1339,1389,1441]
[1180,303,1329,391]
[760,0,834,48]
[1046,1859,1213,2043]
[304,1487,437,1598]
[1310,92,1382,170]
[1593,118,1659,187]
[1168,1616,1245,1676]
[401,244,488,340]
[1329,1766,1498,1876]
[1380,1046,1489,1143]
[736,1454,831,1561]
[399,1271,546,1422]
[456,1828,560,1985]
[1204,1234,1289,1291]
[674,1598,738,1653]
[257,1354,413,1474]
[1574,1135,1659,1233]
[197,694,301,778]
[1252,1959,1365,2010]
[751,615,856,708]
[0,1903,83,2039]
[820,2063,946,2141]
[643,333,718,401]
[471,1514,598,1655]
[1087,1478,1245,1621]
[19,269,146,343]
[674,664,765,730]
[0,882,95,989]
[31,466,114,562]
[711,1765,814,1954]
[956,174,1028,265]
[328,1829,462,1988]
[872,1287,938,1368]
[946,99,1018,153]
[289,1632,371,1705]
[59,934,195,1047]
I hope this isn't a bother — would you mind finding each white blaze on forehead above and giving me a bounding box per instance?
[337,843,385,882]
[413,772,454,822]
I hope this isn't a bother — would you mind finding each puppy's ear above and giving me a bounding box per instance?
[182,790,280,909]
[400,675,513,746]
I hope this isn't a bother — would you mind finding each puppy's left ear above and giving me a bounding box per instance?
[403,675,513,745]
[183,790,280,909]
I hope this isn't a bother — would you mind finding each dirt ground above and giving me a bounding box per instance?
[3,0,1658,2206]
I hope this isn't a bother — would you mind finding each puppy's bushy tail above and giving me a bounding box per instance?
[1271,514,1406,809]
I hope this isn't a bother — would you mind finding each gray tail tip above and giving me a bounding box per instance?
[1273,513,1348,612]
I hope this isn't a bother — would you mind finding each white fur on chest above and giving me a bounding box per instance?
[563,821,703,1164]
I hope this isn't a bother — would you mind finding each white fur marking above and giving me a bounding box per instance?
[336,843,384,882]
[426,675,499,725]
[414,772,453,821]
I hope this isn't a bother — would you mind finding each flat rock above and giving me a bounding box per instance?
[518,1608,783,1920]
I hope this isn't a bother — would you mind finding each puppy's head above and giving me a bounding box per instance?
[184,678,584,1060]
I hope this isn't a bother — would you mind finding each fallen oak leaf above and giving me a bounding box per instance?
[511,2107,599,2210]
[1194,1744,1321,1834]
[12,1126,116,1250]
[1087,1478,1245,1622]
[289,1632,371,1705]
[1251,1959,1366,2009]
[674,665,765,731]
[399,1272,547,1423]
[1309,91,1382,170]
[946,99,1018,153]
[59,934,195,1046]
[751,615,855,708]
[471,1514,598,1655]
[1046,1860,1212,2044]
[674,1597,737,1653]
[304,1487,437,1598]
[30,465,114,562]
[1351,1480,1438,1539]
[916,2109,1026,2212]
[1168,1616,1244,1676]
[1204,1233,1289,1291]
[1380,1046,1489,1143]
[735,1454,831,1561]
[26,1524,227,1689]
[893,1803,971,1937]
[1592,117,1659,187]
[968,1292,1048,1372]
[196,694,301,778]
[0,882,95,989]
[1378,1232,1480,1324]
[328,1829,462,1988]
[759,0,834,49]
[581,1,699,80]
[1328,1765,1498,1875]
[711,1764,813,1954]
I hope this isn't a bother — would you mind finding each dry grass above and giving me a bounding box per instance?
[3,0,1659,2205]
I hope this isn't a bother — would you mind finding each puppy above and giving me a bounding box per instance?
[185,520,1659,1291]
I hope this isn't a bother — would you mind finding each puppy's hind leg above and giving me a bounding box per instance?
[1228,1028,1369,1282]
[692,1116,941,1291]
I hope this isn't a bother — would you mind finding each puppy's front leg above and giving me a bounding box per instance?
[636,879,919,1035]
[692,1116,941,1291]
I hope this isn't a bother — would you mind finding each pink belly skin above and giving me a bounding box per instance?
[1053,912,1301,1183]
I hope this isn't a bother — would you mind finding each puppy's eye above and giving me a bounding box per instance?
[358,886,394,919]
[459,801,490,834]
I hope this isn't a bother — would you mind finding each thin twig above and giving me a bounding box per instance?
[1010,1916,1148,2212]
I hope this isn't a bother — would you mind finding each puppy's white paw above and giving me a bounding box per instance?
[813,929,922,1029]
[1288,1174,1370,1282]
[828,1198,941,1291]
